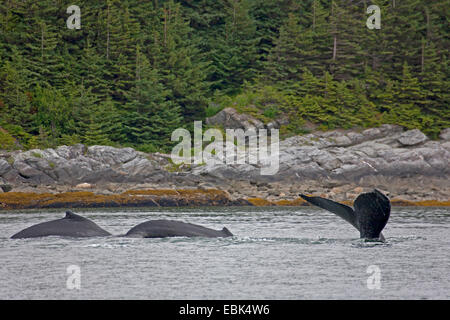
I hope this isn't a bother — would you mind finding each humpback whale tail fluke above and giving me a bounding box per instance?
[300,189,390,240]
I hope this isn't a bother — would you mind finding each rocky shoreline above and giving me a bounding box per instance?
[0,120,449,210]
[1,189,448,211]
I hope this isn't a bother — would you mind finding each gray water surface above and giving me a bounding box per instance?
[0,206,449,299]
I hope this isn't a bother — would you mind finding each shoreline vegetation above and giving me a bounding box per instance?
[1,1,449,209]
[0,189,449,211]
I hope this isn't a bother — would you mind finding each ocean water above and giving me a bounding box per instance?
[0,206,448,299]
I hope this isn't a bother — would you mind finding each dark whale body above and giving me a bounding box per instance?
[11,211,111,239]
[125,220,233,238]
[300,189,390,240]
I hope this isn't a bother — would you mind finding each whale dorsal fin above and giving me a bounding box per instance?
[221,227,233,237]
[64,210,86,221]
[299,194,358,229]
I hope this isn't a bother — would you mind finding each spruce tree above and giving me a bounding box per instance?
[382,63,426,129]
[151,0,209,121]
[22,2,66,88]
[215,0,259,93]
[122,46,182,149]
[0,54,33,130]
[249,0,292,61]
[328,0,366,80]
[265,12,305,83]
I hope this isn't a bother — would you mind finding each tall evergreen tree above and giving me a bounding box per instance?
[122,46,182,149]
[383,63,427,129]
[151,0,209,121]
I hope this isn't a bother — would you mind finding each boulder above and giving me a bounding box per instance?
[87,145,138,166]
[205,107,265,131]
[0,159,11,176]
[361,127,382,140]
[334,135,352,147]
[439,128,450,141]
[397,129,428,146]
[346,132,364,145]
[55,144,86,159]
[75,182,93,189]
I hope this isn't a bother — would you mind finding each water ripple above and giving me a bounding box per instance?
[0,206,449,299]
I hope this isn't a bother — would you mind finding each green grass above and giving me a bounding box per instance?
[205,103,224,118]
[0,129,17,150]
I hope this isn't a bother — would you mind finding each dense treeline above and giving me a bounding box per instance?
[0,0,448,152]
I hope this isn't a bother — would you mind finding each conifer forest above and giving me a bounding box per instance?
[0,0,448,152]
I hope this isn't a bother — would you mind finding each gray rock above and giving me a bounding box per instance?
[12,160,54,185]
[279,149,312,164]
[53,157,94,183]
[334,135,352,147]
[55,144,86,159]
[439,128,450,141]
[13,160,42,178]
[2,123,449,203]
[377,148,408,162]
[379,124,404,135]
[422,141,442,149]
[361,127,382,140]
[442,141,450,151]
[416,147,450,173]
[386,159,432,176]
[346,132,364,145]
[205,107,265,131]
[398,129,428,146]
[25,157,54,172]
[2,168,25,184]
[119,157,158,178]
[317,157,341,171]
[0,159,11,176]
[87,145,138,166]
[332,163,372,180]
[292,162,327,179]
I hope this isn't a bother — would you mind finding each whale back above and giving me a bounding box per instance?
[125,220,233,238]
[354,190,390,239]
[11,211,111,239]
